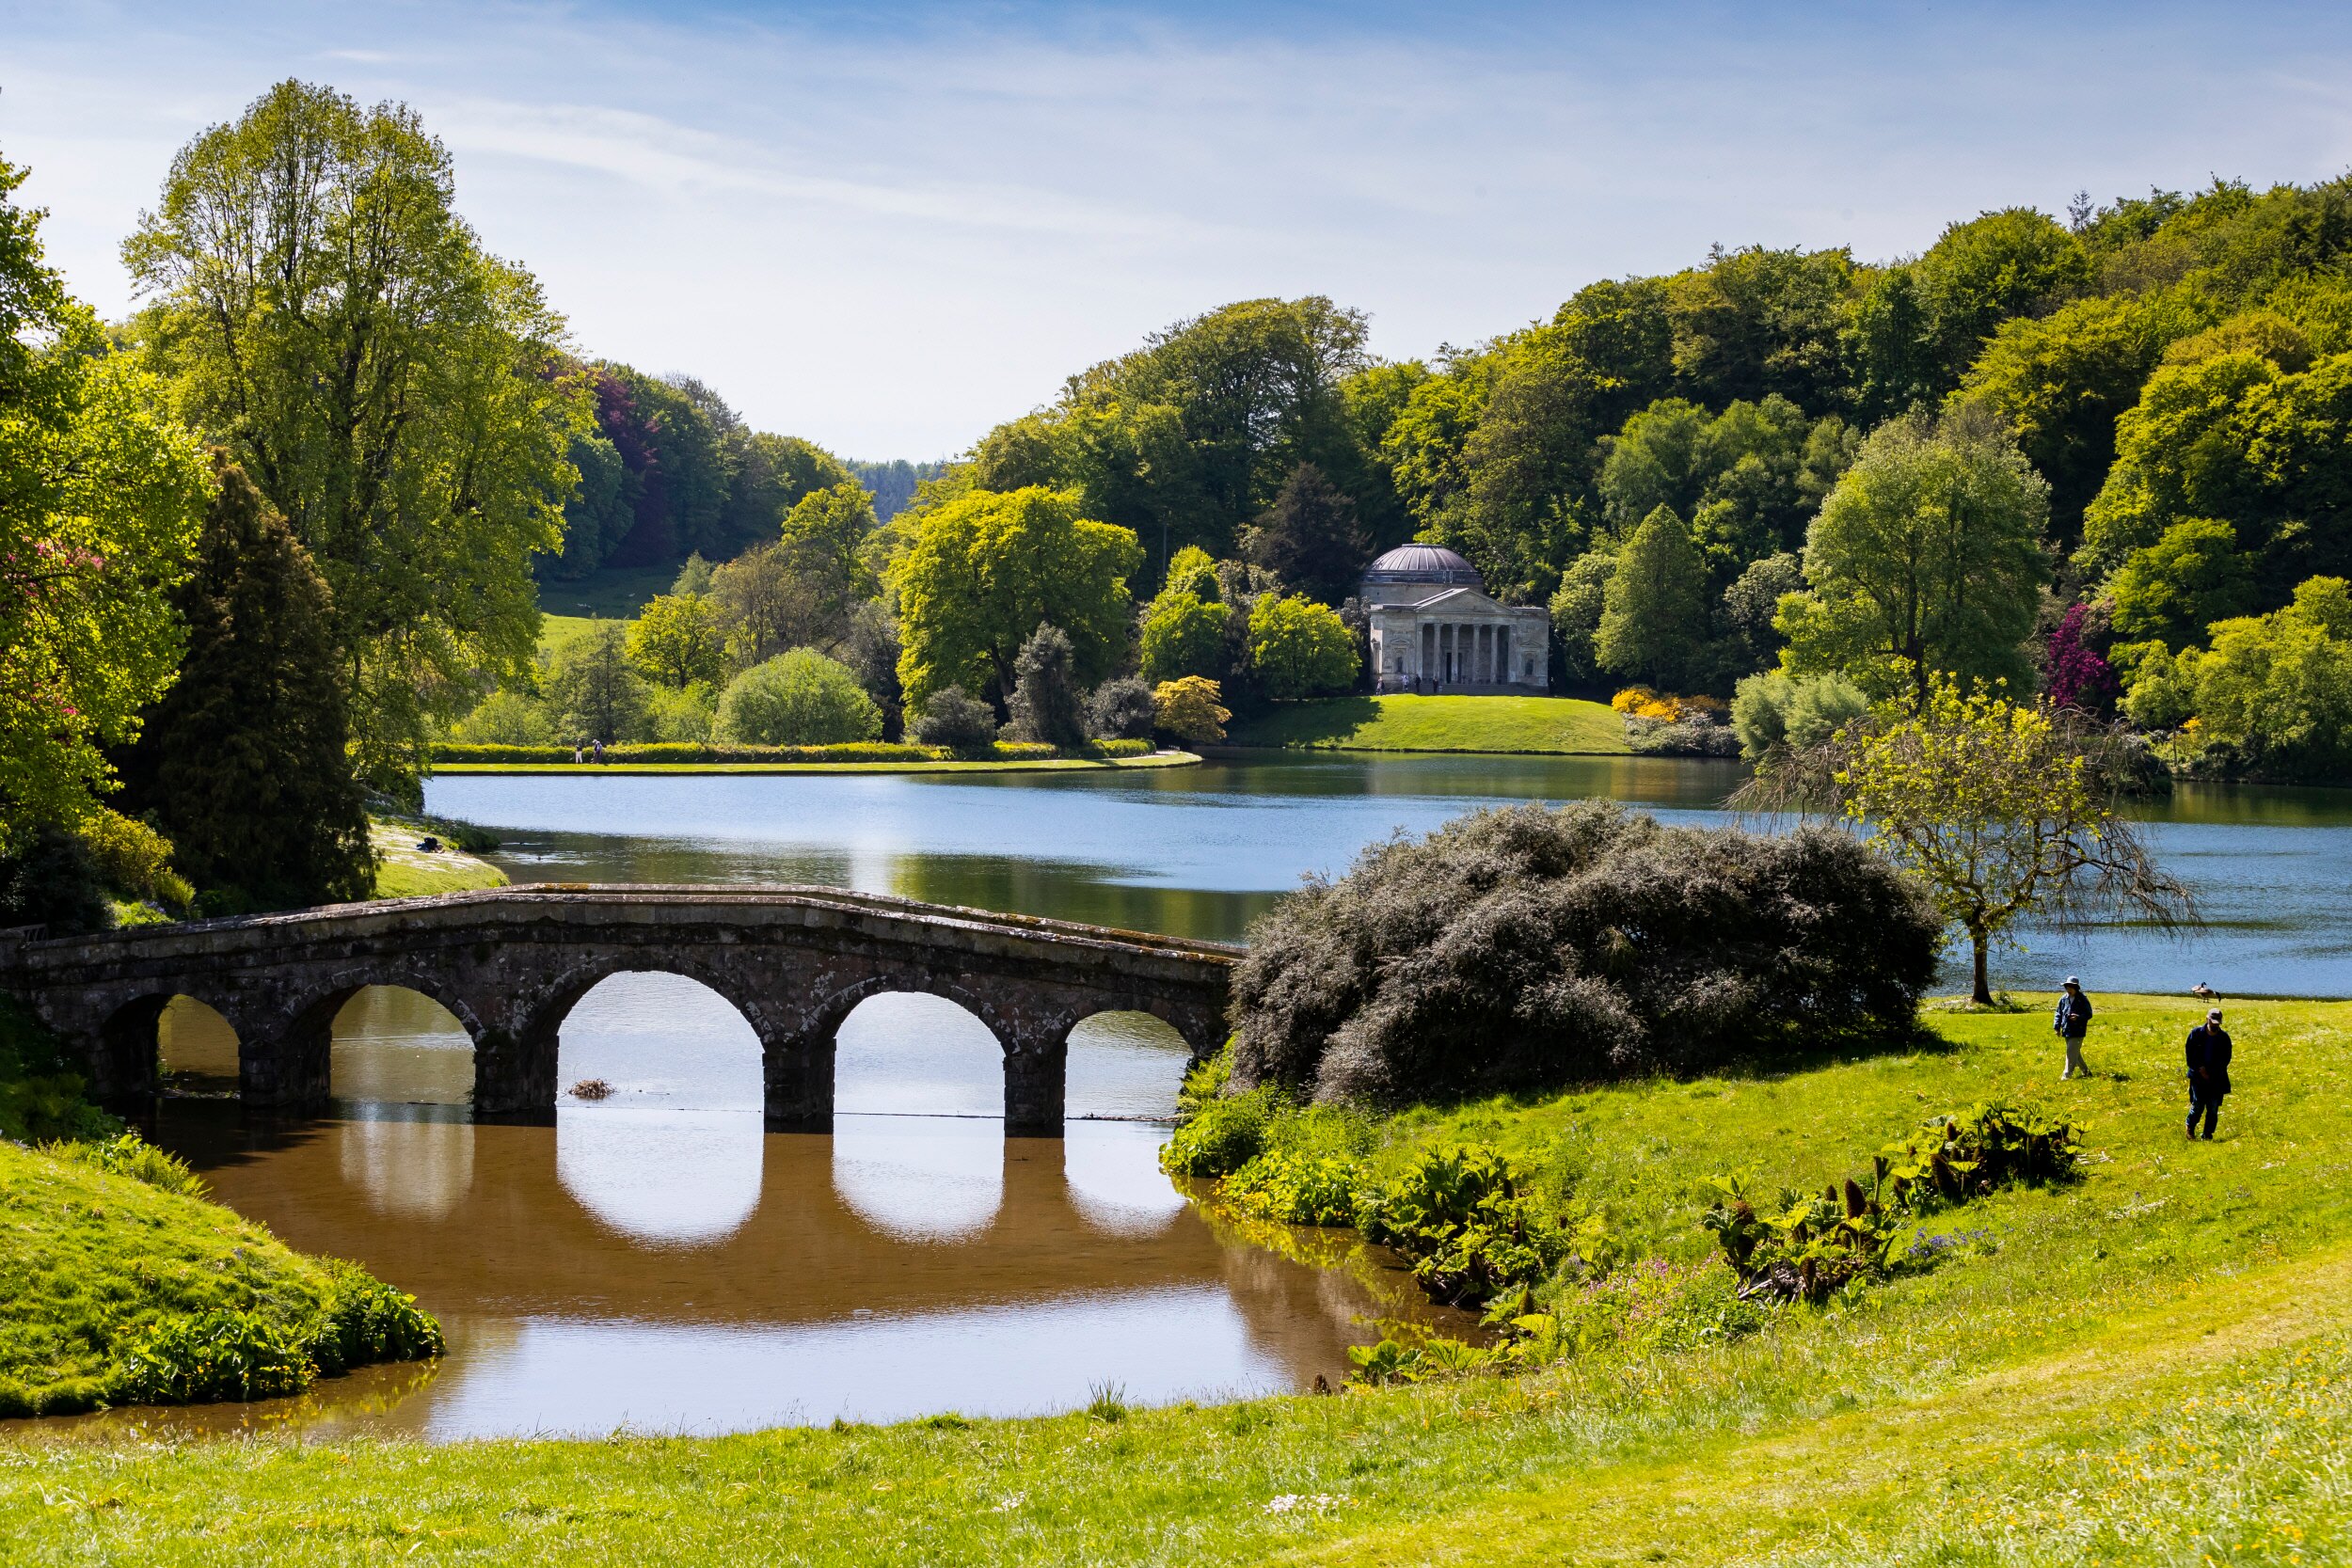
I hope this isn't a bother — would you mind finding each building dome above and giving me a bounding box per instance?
[1362,544,1483,592]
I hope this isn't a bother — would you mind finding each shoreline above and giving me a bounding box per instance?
[427,750,1203,777]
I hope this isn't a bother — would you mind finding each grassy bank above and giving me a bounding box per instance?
[0,1141,442,1419]
[367,821,508,900]
[1228,693,1628,754]
[428,751,1200,777]
[5,994,2344,1562]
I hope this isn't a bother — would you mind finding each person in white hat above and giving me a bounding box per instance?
[2053,976,2094,1079]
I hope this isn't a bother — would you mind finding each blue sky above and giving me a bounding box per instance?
[6,2,2352,457]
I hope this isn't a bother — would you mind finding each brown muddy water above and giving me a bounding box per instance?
[26,979,1462,1443]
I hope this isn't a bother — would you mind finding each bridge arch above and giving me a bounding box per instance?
[262,972,486,1109]
[548,969,765,1110]
[832,988,1006,1117]
[92,989,252,1101]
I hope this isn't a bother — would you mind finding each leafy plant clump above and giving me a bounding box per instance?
[41,1132,209,1197]
[1231,800,1941,1104]
[1704,1101,2082,1304]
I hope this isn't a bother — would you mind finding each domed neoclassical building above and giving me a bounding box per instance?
[1360,545,1550,694]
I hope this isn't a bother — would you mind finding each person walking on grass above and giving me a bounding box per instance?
[2186,1008,2233,1140]
[2054,976,2095,1079]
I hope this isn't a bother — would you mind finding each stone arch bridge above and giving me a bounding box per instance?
[0,886,1241,1136]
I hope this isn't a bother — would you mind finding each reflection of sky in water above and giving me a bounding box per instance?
[420,1287,1289,1438]
[831,1115,1003,1242]
[557,1108,763,1246]
[1062,1121,1187,1235]
[555,971,762,1110]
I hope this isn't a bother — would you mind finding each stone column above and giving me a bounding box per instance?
[242,1010,334,1110]
[763,1027,836,1132]
[473,1021,558,1117]
[1498,625,1512,686]
[1001,1028,1069,1138]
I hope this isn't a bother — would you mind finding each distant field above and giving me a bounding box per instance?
[536,564,676,623]
[1229,693,1629,753]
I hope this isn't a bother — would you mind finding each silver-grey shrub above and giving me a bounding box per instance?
[1229,801,1940,1105]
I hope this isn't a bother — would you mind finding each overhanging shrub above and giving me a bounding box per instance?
[1230,801,1940,1105]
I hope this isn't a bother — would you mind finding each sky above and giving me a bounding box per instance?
[7,1,2352,460]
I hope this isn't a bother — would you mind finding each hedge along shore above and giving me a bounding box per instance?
[428,750,1201,777]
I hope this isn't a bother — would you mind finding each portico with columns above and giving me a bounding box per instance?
[1360,545,1549,694]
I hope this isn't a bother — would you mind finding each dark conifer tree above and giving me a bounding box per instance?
[1240,463,1372,607]
[119,454,373,910]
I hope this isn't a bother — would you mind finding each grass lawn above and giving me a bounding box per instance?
[5,994,2345,1562]
[1228,693,1629,754]
[429,752,1202,778]
[535,565,677,623]
[367,821,508,899]
[0,1144,342,1416]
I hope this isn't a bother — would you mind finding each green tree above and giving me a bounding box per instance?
[1247,594,1359,700]
[451,689,556,745]
[117,455,372,908]
[708,543,826,668]
[0,154,211,851]
[1004,624,1088,748]
[1749,679,2189,1004]
[716,649,882,746]
[1912,208,2091,380]
[1139,592,1231,685]
[892,486,1141,706]
[1957,290,2211,550]
[1240,463,1372,606]
[1721,550,1805,668]
[1596,506,1709,690]
[2106,517,2255,648]
[627,593,727,688]
[1777,408,2049,705]
[545,624,651,744]
[124,80,585,790]
[2126,577,2352,779]
[778,480,881,625]
[1548,549,1616,685]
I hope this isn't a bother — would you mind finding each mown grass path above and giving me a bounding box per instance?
[4,995,2344,1564]
[1227,694,1629,754]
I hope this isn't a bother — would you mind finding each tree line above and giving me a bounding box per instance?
[8,73,2352,934]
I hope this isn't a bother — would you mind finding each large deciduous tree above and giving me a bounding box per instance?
[1247,594,1359,700]
[124,79,586,791]
[1777,407,2049,706]
[891,486,1140,707]
[117,453,372,909]
[1741,680,2191,1006]
[0,153,211,851]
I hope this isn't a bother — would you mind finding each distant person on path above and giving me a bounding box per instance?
[2185,1008,2233,1140]
[2054,976,2094,1079]
[591,737,604,764]
[573,741,583,765]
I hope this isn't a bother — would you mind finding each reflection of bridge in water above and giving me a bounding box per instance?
[1,886,1240,1134]
[147,1101,1431,1427]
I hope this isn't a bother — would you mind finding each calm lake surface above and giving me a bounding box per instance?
[28,751,2352,1444]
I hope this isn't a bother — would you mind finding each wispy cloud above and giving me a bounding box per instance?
[8,0,2352,455]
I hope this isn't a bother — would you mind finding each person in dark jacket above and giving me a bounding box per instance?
[2054,977,2094,1079]
[2185,1009,2233,1140]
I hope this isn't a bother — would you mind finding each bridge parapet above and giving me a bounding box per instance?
[0,886,1241,1134]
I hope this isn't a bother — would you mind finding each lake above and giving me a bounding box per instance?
[26,751,2351,1443]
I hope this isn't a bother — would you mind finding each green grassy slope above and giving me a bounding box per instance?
[1229,693,1629,753]
[367,820,509,899]
[4,995,2343,1562]
[0,1144,342,1414]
